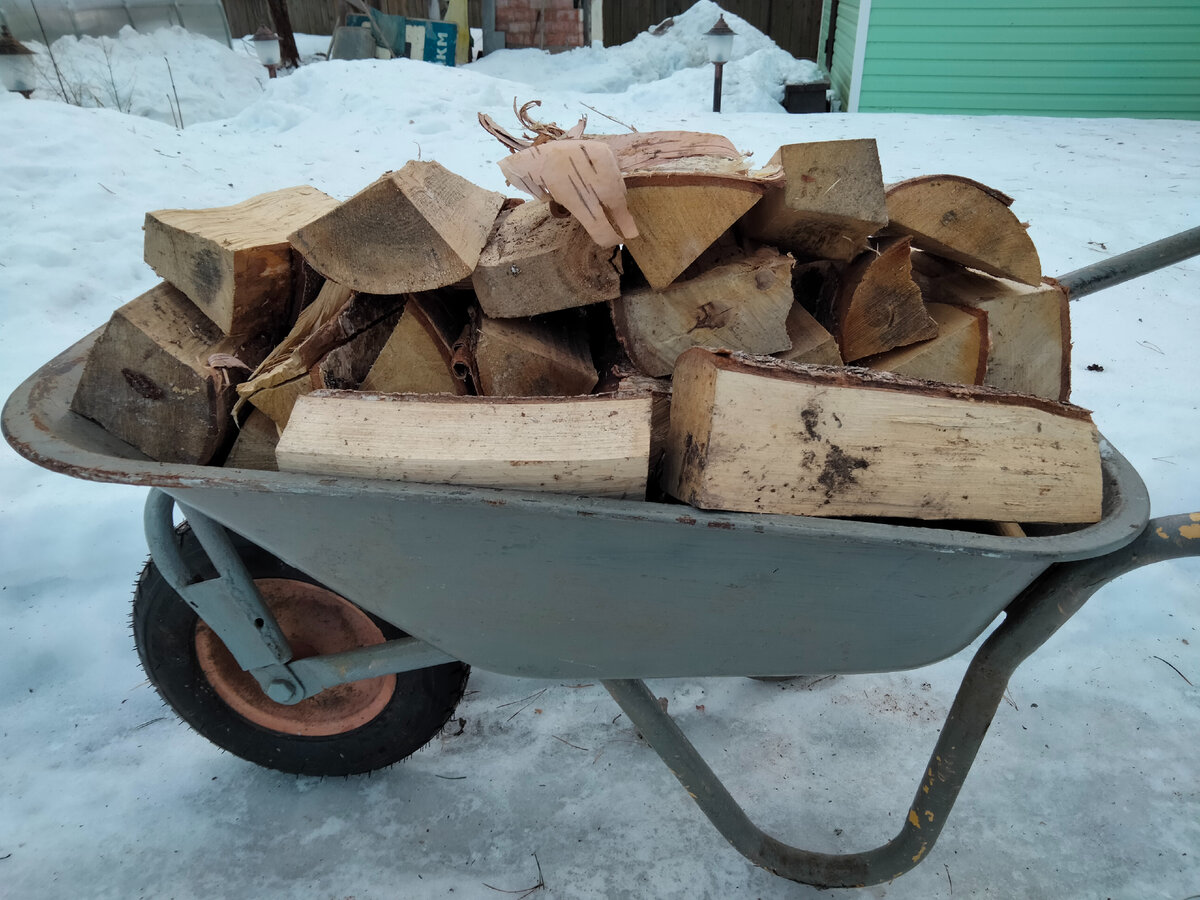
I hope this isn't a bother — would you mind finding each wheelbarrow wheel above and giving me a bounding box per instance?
[132,524,470,776]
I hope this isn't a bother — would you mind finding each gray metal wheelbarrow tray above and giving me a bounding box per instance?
[7,330,1199,889]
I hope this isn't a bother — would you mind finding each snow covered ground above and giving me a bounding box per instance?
[1,3,1197,898]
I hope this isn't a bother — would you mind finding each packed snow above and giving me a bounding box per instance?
[1,4,1197,899]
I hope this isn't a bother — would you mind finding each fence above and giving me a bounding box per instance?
[220,0,821,58]
[602,0,822,61]
[222,0,481,41]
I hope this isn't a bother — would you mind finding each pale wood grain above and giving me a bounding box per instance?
[861,302,988,385]
[290,161,505,294]
[277,392,653,499]
[911,251,1071,400]
[144,185,338,336]
[622,178,762,290]
[662,349,1101,523]
[743,139,890,262]
[884,175,1042,286]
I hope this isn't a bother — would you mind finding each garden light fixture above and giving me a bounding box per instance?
[252,25,282,78]
[704,15,735,112]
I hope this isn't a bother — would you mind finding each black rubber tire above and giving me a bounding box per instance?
[132,524,470,776]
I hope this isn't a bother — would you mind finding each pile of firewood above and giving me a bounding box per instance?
[71,107,1100,527]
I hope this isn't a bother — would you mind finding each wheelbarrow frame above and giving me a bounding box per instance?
[3,230,1198,888]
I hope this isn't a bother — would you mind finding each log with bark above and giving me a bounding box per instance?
[471,199,622,318]
[662,349,1101,523]
[610,247,794,377]
[235,283,404,428]
[71,282,271,464]
[910,251,1071,400]
[75,125,1093,532]
[883,175,1042,286]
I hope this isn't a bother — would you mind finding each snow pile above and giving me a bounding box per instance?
[20,1,824,126]
[468,0,825,111]
[24,25,267,125]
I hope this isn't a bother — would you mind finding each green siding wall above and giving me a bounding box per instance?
[829,0,861,108]
[818,0,833,66]
[857,0,1200,118]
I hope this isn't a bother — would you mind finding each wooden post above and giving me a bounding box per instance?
[265,0,300,68]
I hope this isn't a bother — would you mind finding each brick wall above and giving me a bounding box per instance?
[495,0,584,51]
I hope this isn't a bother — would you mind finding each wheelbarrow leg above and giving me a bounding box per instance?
[143,488,459,704]
[604,513,1200,888]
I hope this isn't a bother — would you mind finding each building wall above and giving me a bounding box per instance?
[856,0,1200,118]
[495,0,584,50]
[828,0,861,109]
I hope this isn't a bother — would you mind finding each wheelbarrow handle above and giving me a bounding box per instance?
[1057,224,1200,299]
[604,513,1200,889]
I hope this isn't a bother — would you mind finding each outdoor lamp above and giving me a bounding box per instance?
[0,25,36,97]
[704,15,735,113]
[252,25,282,78]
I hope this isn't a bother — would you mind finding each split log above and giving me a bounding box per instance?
[610,248,794,377]
[315,306,403,390]
[497,140,637,248]
[361,293,468,395]
[621,174,764,291]
[471,314,598,397]
[822,238,938,363]
[774,304,843,367]
[911,251,1071,400]
[662,349,1101,523]
[144,185,339,336]
[224,409,280,471]
[883,175,1042,286]
[290,161,506,294]
[236,286,404,428]
[860,302,988,385]
[471,200,622,318]
[614,374,672,488]
[241,306,403,430]
[243,375,311,430]
[71,282,271,464]
[234,278,354,409]
[742,139,890,262]
[276,391,654,499]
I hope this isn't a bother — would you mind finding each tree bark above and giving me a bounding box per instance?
[266,0,301,68]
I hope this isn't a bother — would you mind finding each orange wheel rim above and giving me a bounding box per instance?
[195,579,397,737]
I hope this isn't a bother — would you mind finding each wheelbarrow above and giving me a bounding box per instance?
[3,228,1198,889]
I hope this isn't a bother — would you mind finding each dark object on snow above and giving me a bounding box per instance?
[783,80,830,113]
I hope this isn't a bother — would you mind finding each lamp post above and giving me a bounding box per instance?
[252,25,282,79]
[0,25,36,98]
[704,15,735,113]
